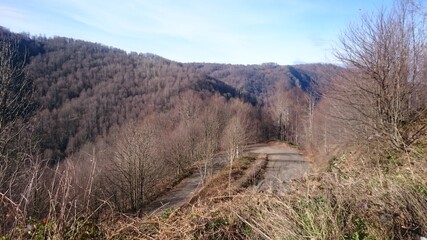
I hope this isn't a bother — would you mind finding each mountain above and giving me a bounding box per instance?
[0,26,346,236]
[0,26,338,161]
[188,62,341,102]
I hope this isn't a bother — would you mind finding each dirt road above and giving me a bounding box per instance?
[143,154,227,216]
[246,143,310,191]
[142,172,202,216]
[143,143,309,215]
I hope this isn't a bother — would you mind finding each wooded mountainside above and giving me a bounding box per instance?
[2,1,426,236]
[1,26,344,232]
[0,26,339,162]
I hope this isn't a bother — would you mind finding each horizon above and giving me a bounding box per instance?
[1,0,393,65]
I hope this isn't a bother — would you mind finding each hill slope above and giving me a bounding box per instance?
[1,27,257,161]
[1,26,339,161]
[189,62,341,102]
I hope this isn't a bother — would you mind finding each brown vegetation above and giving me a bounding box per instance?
[151,152,426,239]
[329,0,427,151]
[0,0,426,239]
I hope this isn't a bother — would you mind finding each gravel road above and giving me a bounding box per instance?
[143,143,309,215]
[246,143,310,191]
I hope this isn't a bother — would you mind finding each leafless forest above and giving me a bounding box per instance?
[1,0,426,239]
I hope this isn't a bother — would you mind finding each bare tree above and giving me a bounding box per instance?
[102,121,160,211]
[0,38,30,169]
[268,87,291,142]
[222,114,249,196]
[196,105,225,184]
[0,38,33,131]
[0,37,38,233]
[332,0,427,150]
[302,88,317,148]
[163,124,196,177]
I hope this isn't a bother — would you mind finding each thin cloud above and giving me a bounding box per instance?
[0,0,395,64]
[0,5,28,21]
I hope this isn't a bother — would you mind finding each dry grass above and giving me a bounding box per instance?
[189,153,266,204]
[95,153,267,240]
[128,146,427,240]
[4,144,426,239]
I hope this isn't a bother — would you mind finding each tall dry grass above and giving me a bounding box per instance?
[133,148,427,239]
[3,142,425,239]
[1,150,106,239]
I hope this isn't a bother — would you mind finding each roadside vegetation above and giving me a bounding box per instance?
[0,0,426,239]
[133,143,426,239]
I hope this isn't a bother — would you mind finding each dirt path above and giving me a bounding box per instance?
[246,143,310,191]
[143,143,309,215]
[143,154,227,216]
[142,172,202,216]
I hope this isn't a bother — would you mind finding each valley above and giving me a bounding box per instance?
[1,0,427,238]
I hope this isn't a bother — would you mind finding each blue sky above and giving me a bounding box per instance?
[0,0,394,65]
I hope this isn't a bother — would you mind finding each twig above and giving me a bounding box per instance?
[233,211,273,240]
[0,192,24,221]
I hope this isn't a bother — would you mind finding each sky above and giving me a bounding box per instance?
[0,0,394,65]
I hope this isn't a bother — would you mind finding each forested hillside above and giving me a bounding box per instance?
[4,0,425,236]
[0,27,260,162]
[1,26,337,163]
[190,62,341,101]
[0,25,343,237]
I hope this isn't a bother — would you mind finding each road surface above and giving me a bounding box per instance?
[246,143,310,191]
[143,143,309,215]
[142,154,227,216]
